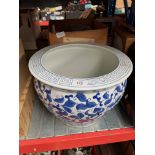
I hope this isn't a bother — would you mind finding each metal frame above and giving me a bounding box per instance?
[20,127,135,154]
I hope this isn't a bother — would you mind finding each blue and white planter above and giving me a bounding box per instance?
[29,43,133,126]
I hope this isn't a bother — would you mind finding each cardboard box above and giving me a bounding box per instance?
[116,0,132,9]
[113,25,135,53]
[48,19,108,45]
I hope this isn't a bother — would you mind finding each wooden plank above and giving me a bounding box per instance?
[19,76,35,137]
[19,55,30,98]
[19,38,30,98]
[19,76,31,115]
[19,38,25,60]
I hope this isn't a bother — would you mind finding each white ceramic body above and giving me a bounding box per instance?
[34,78,127,126]
[29,43,133,126]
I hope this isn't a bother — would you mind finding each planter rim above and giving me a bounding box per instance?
[28,43,133,91]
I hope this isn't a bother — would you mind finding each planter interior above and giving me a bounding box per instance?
[41,45,119,78]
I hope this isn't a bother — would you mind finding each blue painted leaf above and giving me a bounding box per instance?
[99,108,105,113]
[65,95,73,99]
[46,94,52,102]
[57,111,68,116]
[103,92,109,99]
[76,92,87,102]
[45,89,51,94]
[77,113,84,119]
[93,108,102,113]
[104,98,112,105]
[54,97,64,103]
[64,100,76,107]
[116,85,123,92]
[52,105,62,111]
[114,92,118,98]
[93,92,100,99]
[70,115,79,119]
[76,104,87,110]
[86,101,96,108]
[63,106,72,113]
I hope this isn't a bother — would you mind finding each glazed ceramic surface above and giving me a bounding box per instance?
[29,43,133,126]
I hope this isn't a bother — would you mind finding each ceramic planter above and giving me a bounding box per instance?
[29,44,133,127]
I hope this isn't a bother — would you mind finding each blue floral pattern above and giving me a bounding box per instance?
[34,79,127,125]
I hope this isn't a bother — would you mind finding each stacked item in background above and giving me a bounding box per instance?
[30,6,65,22]
[19,10,41,50]
[115,0,132,15]
[31,1,95,21]
[40,6,65,21]
[65,0,95,19]
[23,141,134,155]
[23,0,134,23]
